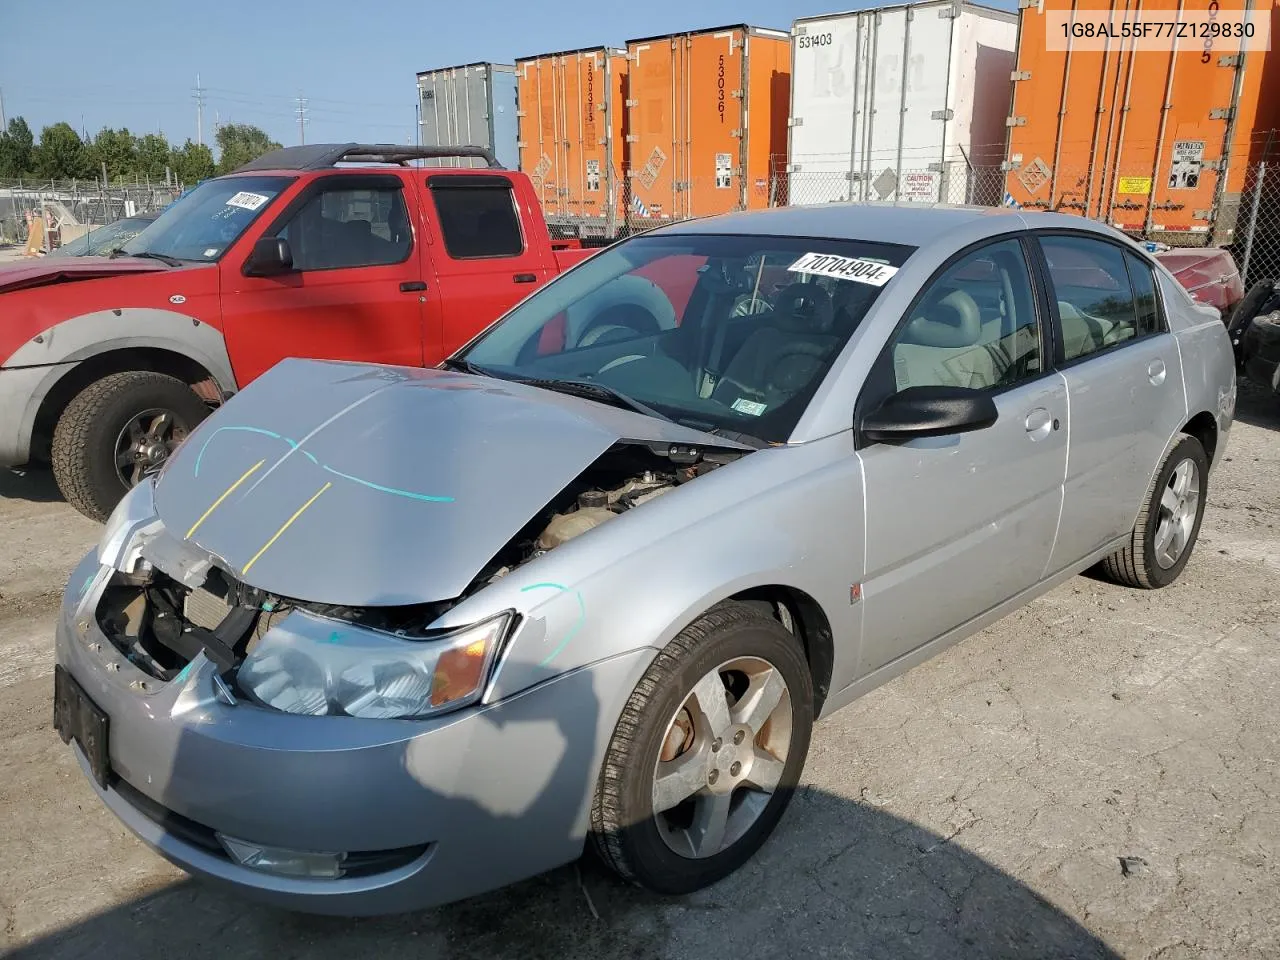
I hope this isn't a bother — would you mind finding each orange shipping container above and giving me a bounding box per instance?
[625,24,791,223]
[516,47,629,238]
[1004,0,1280,245]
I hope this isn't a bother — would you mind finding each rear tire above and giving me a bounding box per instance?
[1099,434,1208,589]
[51,371,210,522]
[589,601,813,895]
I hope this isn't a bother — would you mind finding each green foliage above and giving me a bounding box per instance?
[0,118,35,178]
[0,116,280,186]
[214,122,282,175]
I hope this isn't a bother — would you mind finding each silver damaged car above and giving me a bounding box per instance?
[53,204,1236,915]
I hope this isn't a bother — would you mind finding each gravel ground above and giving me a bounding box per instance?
[1,385,1277,960]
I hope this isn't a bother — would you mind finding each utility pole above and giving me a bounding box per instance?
[295,93,308,145]
[193,74,207,146]
[0,88,6,130]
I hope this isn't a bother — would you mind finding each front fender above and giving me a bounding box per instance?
[4,307,237,395]
[435,432,866,709]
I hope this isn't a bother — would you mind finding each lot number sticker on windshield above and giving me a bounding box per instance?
[225,191,270,211]
[788,252,899,286]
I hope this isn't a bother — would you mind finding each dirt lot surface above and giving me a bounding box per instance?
[2,387,1277,960]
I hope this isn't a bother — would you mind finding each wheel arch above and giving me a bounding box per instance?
[27,345,229,464]
[1180,409,1219,465]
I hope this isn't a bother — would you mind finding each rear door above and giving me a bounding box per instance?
[220,173,427,384]
[1032,231,1186,572]
[420,173,556,359]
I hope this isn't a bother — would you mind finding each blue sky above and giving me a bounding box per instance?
[1,0,951,155]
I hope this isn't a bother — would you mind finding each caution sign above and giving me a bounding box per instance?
[1117,176,1152,195]
[1169,141,1205,190]
[715,153,732,189]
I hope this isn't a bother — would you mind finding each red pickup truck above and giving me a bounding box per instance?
[0,143,596,521]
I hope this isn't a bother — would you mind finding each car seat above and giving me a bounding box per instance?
[891,288,997,390]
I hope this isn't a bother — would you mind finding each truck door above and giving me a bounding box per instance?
[220,172,427,385]
[419,172,556,360]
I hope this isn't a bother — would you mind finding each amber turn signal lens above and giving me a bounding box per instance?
[431,638,490,707]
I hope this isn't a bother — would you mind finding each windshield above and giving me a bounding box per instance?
[119,174,295,262]
[51,217,153,258]
[456,232,916,444]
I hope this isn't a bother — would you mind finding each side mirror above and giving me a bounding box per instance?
[860,385,998,443]
[244,236,294,277]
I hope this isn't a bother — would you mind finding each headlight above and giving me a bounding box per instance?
[98,477,162,572]
[235,609,514,720]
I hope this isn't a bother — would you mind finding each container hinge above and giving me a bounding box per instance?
[1194,209,1213,220]
[1000,160,1019,171]
[1202,160,1225,171]
[731,90,744,99]
[927,162,944,172]
[788,163,801,172]
[515,110,526,118]
[1012,70,1032,81]
[793,24,806,35]
[1007,116,1027,127]
[788,117,803,127]
[932,109,954,121]
[1018,0,1038,7]
[939,2,960,17]
[516,140,527,148]
[625,134,639,143]
[625,99,639,108]
[731,129,743,138]
[1209,107,1233,120]
[1218,54,1243,67]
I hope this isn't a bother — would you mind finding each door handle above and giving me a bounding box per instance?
[399,281,427,292]
[1148,358,1167,385]
[1024,407,1054,441]
[513,273,537,283]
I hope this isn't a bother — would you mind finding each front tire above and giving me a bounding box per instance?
[589,601,814,895]
[1100,434,1208,589]
[51,371,210,522]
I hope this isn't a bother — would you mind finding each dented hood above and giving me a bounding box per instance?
[0,255,169,295]
[154,357,748,606]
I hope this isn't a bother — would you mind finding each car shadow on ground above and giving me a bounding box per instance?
[0,467,63,504]
[13,787,1120,960]
[1234,380,1280,431]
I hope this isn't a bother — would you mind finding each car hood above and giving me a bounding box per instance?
[154,357,751,606]
[0,255,169,294]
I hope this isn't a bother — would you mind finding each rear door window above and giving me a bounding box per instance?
[1038,235,1145,362]
[428,178,524,259]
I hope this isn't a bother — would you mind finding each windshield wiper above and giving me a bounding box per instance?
[110,250,185,267]
[518,377,674,423]
[439,357,495,377]
[674,417,769,449]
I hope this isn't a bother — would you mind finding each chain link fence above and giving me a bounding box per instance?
[0,178,184,250]
[1235,161,1280,291]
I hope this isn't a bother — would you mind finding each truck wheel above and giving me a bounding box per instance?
[51,371,211,522]
[1099,434,1208,590]
[590,601,813,895]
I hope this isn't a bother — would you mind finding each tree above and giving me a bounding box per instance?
[214,122,281,175]
[170,139,215,185]
[0,117,35,179]
[136,133,172,181]
[33,122,93,180]
[89,127,138,182]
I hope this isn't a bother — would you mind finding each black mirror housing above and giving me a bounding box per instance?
[244,237,294,277]
[861,385,998,443]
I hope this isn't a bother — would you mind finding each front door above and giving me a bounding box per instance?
[1034,232,1186,573]
[855,236,1068,677]
[221,173,427,386]
[419,173,555,361]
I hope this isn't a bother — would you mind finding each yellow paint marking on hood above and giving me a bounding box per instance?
[241,481,333,575]
[185,459,266,540]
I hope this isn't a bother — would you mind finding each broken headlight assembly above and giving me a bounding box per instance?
[98,476,163,572]
[235,609,515,720]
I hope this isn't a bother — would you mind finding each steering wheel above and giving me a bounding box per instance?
[731,294,774,317]
[578,324,638,347]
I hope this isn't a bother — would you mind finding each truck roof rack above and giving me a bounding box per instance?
[232,143,502,173]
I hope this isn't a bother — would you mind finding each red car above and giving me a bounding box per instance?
[0,144,596,520]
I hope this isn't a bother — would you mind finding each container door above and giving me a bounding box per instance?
[686,28,748,219]
[626,39,680,224]
[790,16,861,203]
[519,58,561,217]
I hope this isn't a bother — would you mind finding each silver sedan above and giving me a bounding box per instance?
[53,203,1236,915]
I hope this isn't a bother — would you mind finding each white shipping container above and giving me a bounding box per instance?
[787,1,1017,205]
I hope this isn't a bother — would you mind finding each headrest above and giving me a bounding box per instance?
[899,288,982,348]
[771,282,834,333]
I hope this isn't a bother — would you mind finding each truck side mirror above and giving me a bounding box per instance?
[244,237,294,277]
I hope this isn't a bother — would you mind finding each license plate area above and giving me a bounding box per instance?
[53,665,111,788]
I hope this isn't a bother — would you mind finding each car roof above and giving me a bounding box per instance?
[652,202,1101,248]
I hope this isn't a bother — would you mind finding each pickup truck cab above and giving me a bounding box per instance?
[0,143,595,521]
